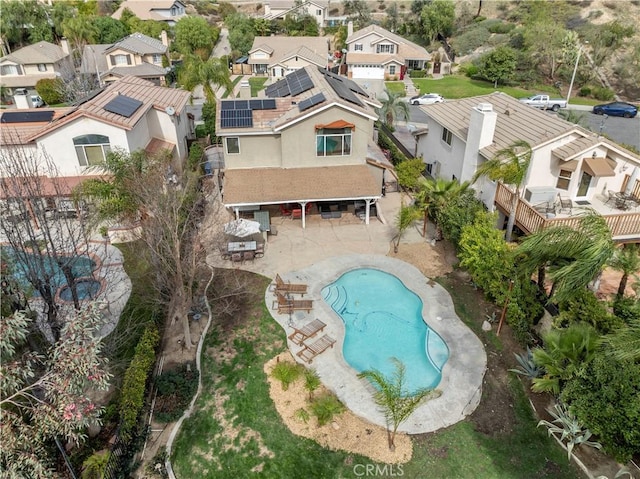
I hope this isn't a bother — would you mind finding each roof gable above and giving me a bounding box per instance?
[1,41,67,65]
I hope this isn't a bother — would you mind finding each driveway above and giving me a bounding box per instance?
[212,28,230,58]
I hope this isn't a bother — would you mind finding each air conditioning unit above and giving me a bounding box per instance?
[524,186,557,204]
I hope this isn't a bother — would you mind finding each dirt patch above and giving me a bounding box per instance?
[388,238,458,278]
[264,353,413,464]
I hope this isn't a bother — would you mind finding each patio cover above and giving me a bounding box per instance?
[222,165,380,206]
[582,157,616,177]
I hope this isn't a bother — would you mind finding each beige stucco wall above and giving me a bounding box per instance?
[225,135,282,169]
[349,33,398,54]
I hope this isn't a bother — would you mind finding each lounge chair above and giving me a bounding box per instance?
[297,334,336,363]
[273,292,313,314]
[557,194,572,214]
[288,318,327,346]
[271,273,307,296]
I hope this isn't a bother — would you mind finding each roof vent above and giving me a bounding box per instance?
[476,103,493,112]
[504,109,510,116]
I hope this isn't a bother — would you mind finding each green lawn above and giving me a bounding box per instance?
[249,76,268,97]
[222,76,243,99]
[171,270,582,479]
[385,81,407,96]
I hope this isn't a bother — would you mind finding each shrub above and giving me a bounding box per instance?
[271,361,302,391]
[592,86,615,101]
[488,21,515,34]
[555,289,622,334]
[578,86,592,97]
[310,392,345,426]
[458,62,479,78]
[154,364,199,423]
[377,128,408,165]
[409,70,427,78]
[35,78,64,105]
[81,452,110,479]
[506,277,543,345]
[303,369,321,400]
[436,189,485,248]
[613,296,640,323]
[187,142,204,172]
[396,158,425,190]
[451,26,491,55]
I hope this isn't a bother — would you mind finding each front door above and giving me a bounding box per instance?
[577,171,593,197]
[433,62,441,74]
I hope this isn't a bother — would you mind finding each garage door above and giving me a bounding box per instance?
[352,66,384,80]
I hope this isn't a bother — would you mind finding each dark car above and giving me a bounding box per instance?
[592,101,638,118]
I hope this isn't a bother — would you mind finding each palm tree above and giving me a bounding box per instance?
[607,243,640,298]
[393,204,420,253]
[516,210,615,303]
[358,358,439,451]
[472,140,532,242]
[178,54,233,102]
[414,177,470,239]
[376,89,410,128]
[602,317,640,361]
[558,109,587,127]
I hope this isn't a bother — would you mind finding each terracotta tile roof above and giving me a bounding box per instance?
[223,165,380,205]
[28,76,190,140]
[1,41,68,64]
[0,108,75,145]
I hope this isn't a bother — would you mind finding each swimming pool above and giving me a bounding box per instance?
[322,268,449,393]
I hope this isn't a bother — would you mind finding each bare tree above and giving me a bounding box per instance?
[0,142,94,342]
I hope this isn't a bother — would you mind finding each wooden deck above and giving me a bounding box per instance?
[494,183,640,242]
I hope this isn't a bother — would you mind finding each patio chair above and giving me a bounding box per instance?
[255,243,264,258]
[243,251,255,262]
[271,273,307,296]
[288,318,327,346]
[297,334,336,364]
[231,252,243,263]
[556,194,572,215]
[273,291,313,314]
[605,190,618,206]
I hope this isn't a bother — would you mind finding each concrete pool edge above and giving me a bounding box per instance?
[266,254,488,434]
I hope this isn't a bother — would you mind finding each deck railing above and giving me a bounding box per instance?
[494,183,640,241]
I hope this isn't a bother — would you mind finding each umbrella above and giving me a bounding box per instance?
[224,218,262,238]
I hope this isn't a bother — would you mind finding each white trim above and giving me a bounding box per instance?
[274,102,377,132]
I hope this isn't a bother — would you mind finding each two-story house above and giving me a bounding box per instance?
[344,23,432,84]
[80,32,170,86]
[0,76,193,216]
[414,92,640,242]
[263,1,345,28]
[112,0,186,26]
[248,36,330,78]
[0,40,72,96]
[216,66,390,227]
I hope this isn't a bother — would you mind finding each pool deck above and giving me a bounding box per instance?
[264,255,487,434]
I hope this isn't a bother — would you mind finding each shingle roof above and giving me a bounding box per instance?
[1,41,67,65]
[223,165,379,205]
[346,25,430,61]
[80,44,112,74]
[28,76,190,140]
[248,36,329,67]
[106,63,168,78]
[106,32,167,55]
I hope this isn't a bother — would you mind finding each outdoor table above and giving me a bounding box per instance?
[227,241,257,252]
[253,210,270,232]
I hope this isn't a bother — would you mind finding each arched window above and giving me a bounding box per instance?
[73,134,111,166]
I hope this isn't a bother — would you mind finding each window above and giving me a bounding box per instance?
[441,127,452,146]
[354,43,363,52]
[37,63,46,72]
[376,44,394,54]
[556,169,573,190]
[73,134,111,166]
[316,9,322,15]
[1,65,20,75]
[152,54,162,64]
[388,65,396,75]
[226,137,240,154]
[112,54,130,66]
[407,60,421,70]
[316,127,352,156]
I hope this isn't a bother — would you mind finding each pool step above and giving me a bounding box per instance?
[322,284,348,313]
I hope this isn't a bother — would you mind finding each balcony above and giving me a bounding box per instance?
[494,182,640,242]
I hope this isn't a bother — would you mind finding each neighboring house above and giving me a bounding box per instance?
[263,0,345,27]
[344,23,433,83]
[414,92,640,242]
[0,76,193,207]
[215,66,391,227]
[0,40,72,95]
[112,0,186,26]
[80,32,170,86]
[248,36,331,78]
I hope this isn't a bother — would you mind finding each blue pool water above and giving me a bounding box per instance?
[322,268,449,393]
[1,247,97,297]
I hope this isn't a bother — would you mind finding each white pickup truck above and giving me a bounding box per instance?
[519,95,567,111]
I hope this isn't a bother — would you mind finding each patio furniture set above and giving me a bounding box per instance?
[606,191,639,211]
[222,241,265,263]
[270,274,335,363]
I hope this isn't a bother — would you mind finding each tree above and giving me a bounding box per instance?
[472,140,532,242]
[607,243,640,299]
[343,0,372,28]
[0,145,93,341]
[62,16,99,54]
[0,306,111,478]
[0,0,52,49]
[420,0,456,42]
[226,13,257,56]
[35,78,65,105]
[602,317,640,362]
[376,89,409,128]
[522,21,566,80]
[92,16,129,44]
[414,177,470,239]
[175,16,217,59]
[395,158,425,191]
[358,358,438,451]
[384,3,400,33]
[393,204,420,253]
[516,211,615,304]
[178,55,233,102]
[479,46,517,88]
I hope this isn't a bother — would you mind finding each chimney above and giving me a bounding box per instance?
[60,38,70,56]
[347,21,353,37]
[460,103,497,183]
[160,30,169,48]
[265,3,271,15]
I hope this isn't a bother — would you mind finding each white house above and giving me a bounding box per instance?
[264,0,345,28]
[248,36,330,78]
[414,92,640,241]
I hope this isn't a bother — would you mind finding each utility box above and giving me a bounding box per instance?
[524,186,557,204]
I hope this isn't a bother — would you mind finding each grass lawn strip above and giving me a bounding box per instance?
[249,77,268,97]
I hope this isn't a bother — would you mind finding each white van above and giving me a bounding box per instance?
[14,88,45,107]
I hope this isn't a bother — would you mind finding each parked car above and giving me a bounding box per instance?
[31,95,44,108]
[409,93,444,105]
[592,101,638,118]
[518,94,567,111]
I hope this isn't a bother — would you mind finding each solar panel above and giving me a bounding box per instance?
[287,69,314,96]
[1,110,54,123]
[220,109,253,128]
[234,100,248,110]
[298,93,326,112]
[221,101,235,110]
[266,78,289,97]
[319,68,368,97]
[104,95,143,118]
[326,77,362,106]
[249,99,277,110]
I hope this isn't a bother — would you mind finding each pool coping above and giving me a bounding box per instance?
[266,254,487,434]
